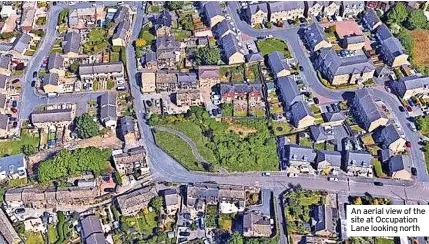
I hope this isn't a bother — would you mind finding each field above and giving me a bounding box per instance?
[256,38,291,57]
[410,29,429,67]
[0,129,39,157]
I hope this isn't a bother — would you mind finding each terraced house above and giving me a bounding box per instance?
[375,24,408,68]
[392,75,429,100]
[341,1,364,18]
[304,22,331,52]
[245,2,269,27]
[268,2,305,22]
[220,83,263,116]
[350,89,388,132]
[221,33,245,65]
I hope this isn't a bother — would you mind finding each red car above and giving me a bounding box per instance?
[406,106,413,112]
[10,107,17,113]
[406,141,411,148]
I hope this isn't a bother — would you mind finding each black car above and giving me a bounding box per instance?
[33,71,37,78]
[299,66,304,71]
[15,208,25,214]
[374,181,384,186]
[399,106,405,112]
[31,80,36,87]
[411,167,417,176]
[313,97,319,104]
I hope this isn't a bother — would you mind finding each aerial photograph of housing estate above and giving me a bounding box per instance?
[0,0,429,243]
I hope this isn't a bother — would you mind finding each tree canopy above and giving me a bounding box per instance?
[195,46,221,65]
[407,9,428,29]
[387,2,408,25]
[167,1,184,10]
[38,147,111,182]
[228,232,244,244]
[75,113,100,139]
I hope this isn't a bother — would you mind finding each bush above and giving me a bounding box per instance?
[75,113,100,139]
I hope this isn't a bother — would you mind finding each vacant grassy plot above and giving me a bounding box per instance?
[110,52,120,62]
[48,224,58,244]
[121,210,157,235]
[0,129,39,157]
[25,232,44,244]
[257,38,291,57]
[411,29,429,67]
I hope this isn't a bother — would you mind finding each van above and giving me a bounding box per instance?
[47,92,58,98]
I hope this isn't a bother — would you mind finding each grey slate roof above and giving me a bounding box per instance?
[393,75,429,98]
[351,89,386,130]
[221,33,241,60]
[213,20,232,38]
[79,62,123,76]
[144,50,157,63]
[0,93,6,109]
[156,36,180,51]
[163,188,178,207]
[177,72,198,84]
[12,32,31,54]
[31,108,73,124]
[305,22,329,50]
[323,111,345,122]
[48,53,64,70]
[317,48,375,77]
[0,74,8,90]
[310,125,333,142]
[80,215,106,244]
[387,155,408,174]
[285,144,317,163]
[0,113,8,130]
[119,116,135,136]
[276,76,301,107]
[220,83,262,96]
[344,151,373,167]
[156,10,172,28]
[0,208,20,244]
[42,73,59,86]
[291,101,313,127]
[187,183,219,206]
[316,150,342,167]
[344,34,365,45]
[113,6,129,23]
[0,154,25,177]
[375,24,393,41]
[373,124,402,149]
[246,3,268,21]
[362,8,381,30]
[64,31,81,54]
[267,51,290,76]
[100,92,117,122]
[380,148,392,163]
[311,204,334,233]
[204,2,223,20]
[198,66,220,80]
[269,2,305,13]
[0,54,11,70]
[379,35,406,64]
[245,52,264,63]
[112,18,130,41]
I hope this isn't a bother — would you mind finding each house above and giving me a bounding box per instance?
[276,76,301,109]
[373,124,406,153]
[113,6,129,23]
[243,211,272,238]
[112,146,148,177]
[304,22,332,52]
[156,71,177,92]
[343,151,373,177]
[177,72,199,89]
[118,116,137,146]
[31,108,74,129]
[116,186,158,216]
[322,111,345,126]
[175,89,203,107]
[221,33,245,65]
[386,155,412,180]
[362,8,382,31]
[0,93,7,114]
[99,92,117,128]
[21,188,47,208]
[143,50,157,70]
[218,185,246,214]
[56,186,98,205]
[305,1,325,17]
[284,144,317,173]
[68,6,105,29]
[245,52,264,63]
[10,32,32,57]
[47,53,65,77]
[155,10,172,37]
[20,2,36,32]
[63,30,81,57]
[186,183,219,208]
[268,2,305,22]
[0,55,11,76]
[1,15,17,35]
[140,69,156,94]
[0,5,16,18]
[323,2,341,17]
[267,51,291,78]
[41,73,60,94]
[0,208,20,244]
[0,74,9,94]
[245,3,269,27]
[198,65,220,88]
[376,24,408,67]
[79,62,124,82]
[343,34,365,50]
[315,48,375,85]
[213,20,234,39]
[220,83,264,113]
[204,2,225,27]
[112,19,130,47]
[314,150,342,174]
[156,36,180,70]
[0,154,26,181]
[392,75,429,100]
[311,204,336,236]
[309,125,334,143]
[80,215,106,244]
[341,1,364,18]
[350,89,388,132]
[163,189,180,215]
[291,101,315,129]
[0,114,9,138]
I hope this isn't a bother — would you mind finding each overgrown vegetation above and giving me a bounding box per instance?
[75,113,101,139]
[37,147,111,182]
[83,28,109,54]
[195,46,221,65]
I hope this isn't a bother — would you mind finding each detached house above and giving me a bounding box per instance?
[112,19,130,47]
[268,2,305,22]
[47,53,65,77]
[99,92,117,128]
[362,8,382,31]
[213,20,234,39]
[343,151,373,177]
[41,73,60,94]
[204,2,225,27]
[350,89,388,132]
[376,24,408,67]
[276,76,302,109]
[311,204,336,236]
[10,32,32,57]
[80,215,106,244]
[284,144,317,173]
[245,3,269,27]
[267,51,291,78]
[198,65,220,88]
[341,1,364,18]
[290,101,315,129]
[63,31,81,58]
[304,22,331,52]
[373,124,406,153]
[243,211,272,238]
[221,33,245,65]
[0,154,27,182]
[386,155,412,180]
[392,75,429,100]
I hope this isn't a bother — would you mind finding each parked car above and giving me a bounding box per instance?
[287,173,298,177]
[407,106,413,112]
[411,167,417,176]
[179,232,190,237]
[32,71,37,78]
[262,172,271,176]
[313,97,319,104]
[328,177,338,182]
[374,181,384,186]
[299,66,304,71]
[408,123,417,132]
[10,107,17,113]
[406,141,411,148]
[15,208,25,214]
[399,106,405,112]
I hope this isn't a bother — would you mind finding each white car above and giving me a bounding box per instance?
[328,177,339,182]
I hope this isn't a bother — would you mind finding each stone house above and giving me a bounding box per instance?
[115,186,158,216]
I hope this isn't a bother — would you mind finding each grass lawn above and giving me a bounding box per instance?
[373,159,387,178]
[148,4,161,13]
[121,210,157,235]
[271,121,294,136]
[110,52,120,62]
[24,50,35,56]
[206,205,218,228]
[424,143,429,172]
[298,136,313,148]
[0,129,39,157]
[256,38,291,57]
[154,130,204,171]
[48,224,58,244]
[245,63,260,82]
[219,65,245,83]
[25,232,44,244]
[173,29,192,42]
[314,143,325,151]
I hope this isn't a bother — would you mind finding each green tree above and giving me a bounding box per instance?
[58,9,69,25]
[149,196,163,212]
[75,113,100,139]
[265,22,272,29]
[387,2,408,25]
[22,144,37,155]
[69,60,79,73]
[195,46,220,65]
[167,1,184,10]
[396,28,413,52]
[179,14,194,31]
[407,9,428,29]
[227,232,244,244]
